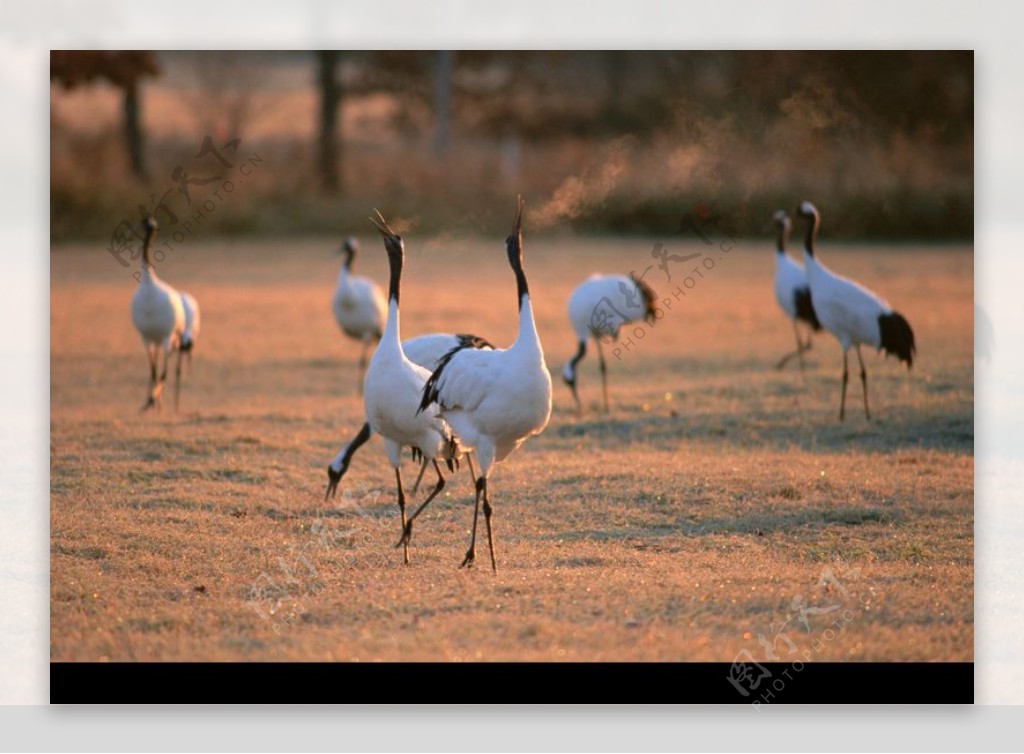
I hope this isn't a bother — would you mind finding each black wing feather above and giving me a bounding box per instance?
[878,311,915,368]
[417,336,491,414]
[793,286,822,330]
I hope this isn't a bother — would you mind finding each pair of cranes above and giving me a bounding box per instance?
[330,199,552,571]
[772,202,916,420]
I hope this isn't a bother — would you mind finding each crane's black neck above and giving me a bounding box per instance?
[344,248,356,272]
[775,222,788,253]
[387,246,403,305]
[507,237,529,310]
[142,225,156,268]
[803,213,818,256]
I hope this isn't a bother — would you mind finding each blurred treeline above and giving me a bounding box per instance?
[50,51,972,242]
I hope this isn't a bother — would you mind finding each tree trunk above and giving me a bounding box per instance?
[123,81,147,179]
[433,51,454,156]
[317,51,341,193]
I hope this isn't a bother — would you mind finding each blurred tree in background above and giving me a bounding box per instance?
[50,50,972,241]
[51,51,161,180]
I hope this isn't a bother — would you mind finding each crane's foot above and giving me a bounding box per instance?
[394,521,413,549]
[460,548,475,569]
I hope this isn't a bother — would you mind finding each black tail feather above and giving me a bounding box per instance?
[631,272,658,322]
[793,286,822,331]
[878,311,916,368]
[455,333,495,350]
[418,335,493,415]
[419,343,468,414]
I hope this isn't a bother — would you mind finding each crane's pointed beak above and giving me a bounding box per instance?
[325,464,343,501]
[368,210,388,237]
[512,195,524,237]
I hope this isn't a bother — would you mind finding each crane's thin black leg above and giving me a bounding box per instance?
[595,337,610,412]
[839,348,849,422]
[855,345,871,421]
[394,467,409,565]
[461,477,484,568]
[482,479,497,573]
[357,342,369,395]
[141,345,158,412]
[152,343,171,412]
[411,456,429,495]
[776,321,808,371]
[174,347,183,411]
[795,320,807,374]
[397,460,446,548]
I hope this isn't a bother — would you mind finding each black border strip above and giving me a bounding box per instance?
[51,662,972,704]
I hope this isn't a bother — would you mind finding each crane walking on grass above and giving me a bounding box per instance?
[325,332,492,501]
[363,212,464,565]
[562,273,657,412]
[795,201,916,421]
[130,216,185,412]
[418,197,552,572]
[332,236,387,393]
[772,209,821,371]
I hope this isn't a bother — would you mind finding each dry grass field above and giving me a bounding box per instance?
[50,234,973,662]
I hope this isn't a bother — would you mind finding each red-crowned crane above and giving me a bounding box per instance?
[562,273,656,412]
[130,216,185,412]
[417,197,552,572]
[362,212,463,565]
[795,201,916,420]
[332,236,387,392]
[772,209,822,371]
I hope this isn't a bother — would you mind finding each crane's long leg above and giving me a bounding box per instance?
[838,348,849,422]
[174,347,184,411]
[153,341,172,411]
[595,337,610,412]
[795,321,808,374]
[411,455,430,494]
[461,477,484,568]
[141,344,158,412]
[397,460,446,548]
[394,467,409,566]
[776,321,810,371]
[855,345,871,421]
[357,340,371,396]
[481,478,497,573]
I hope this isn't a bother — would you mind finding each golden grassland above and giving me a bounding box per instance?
[50,235,973,661]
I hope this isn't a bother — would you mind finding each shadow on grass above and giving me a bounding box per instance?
[548,504,900,541]
[548,403,972,456]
